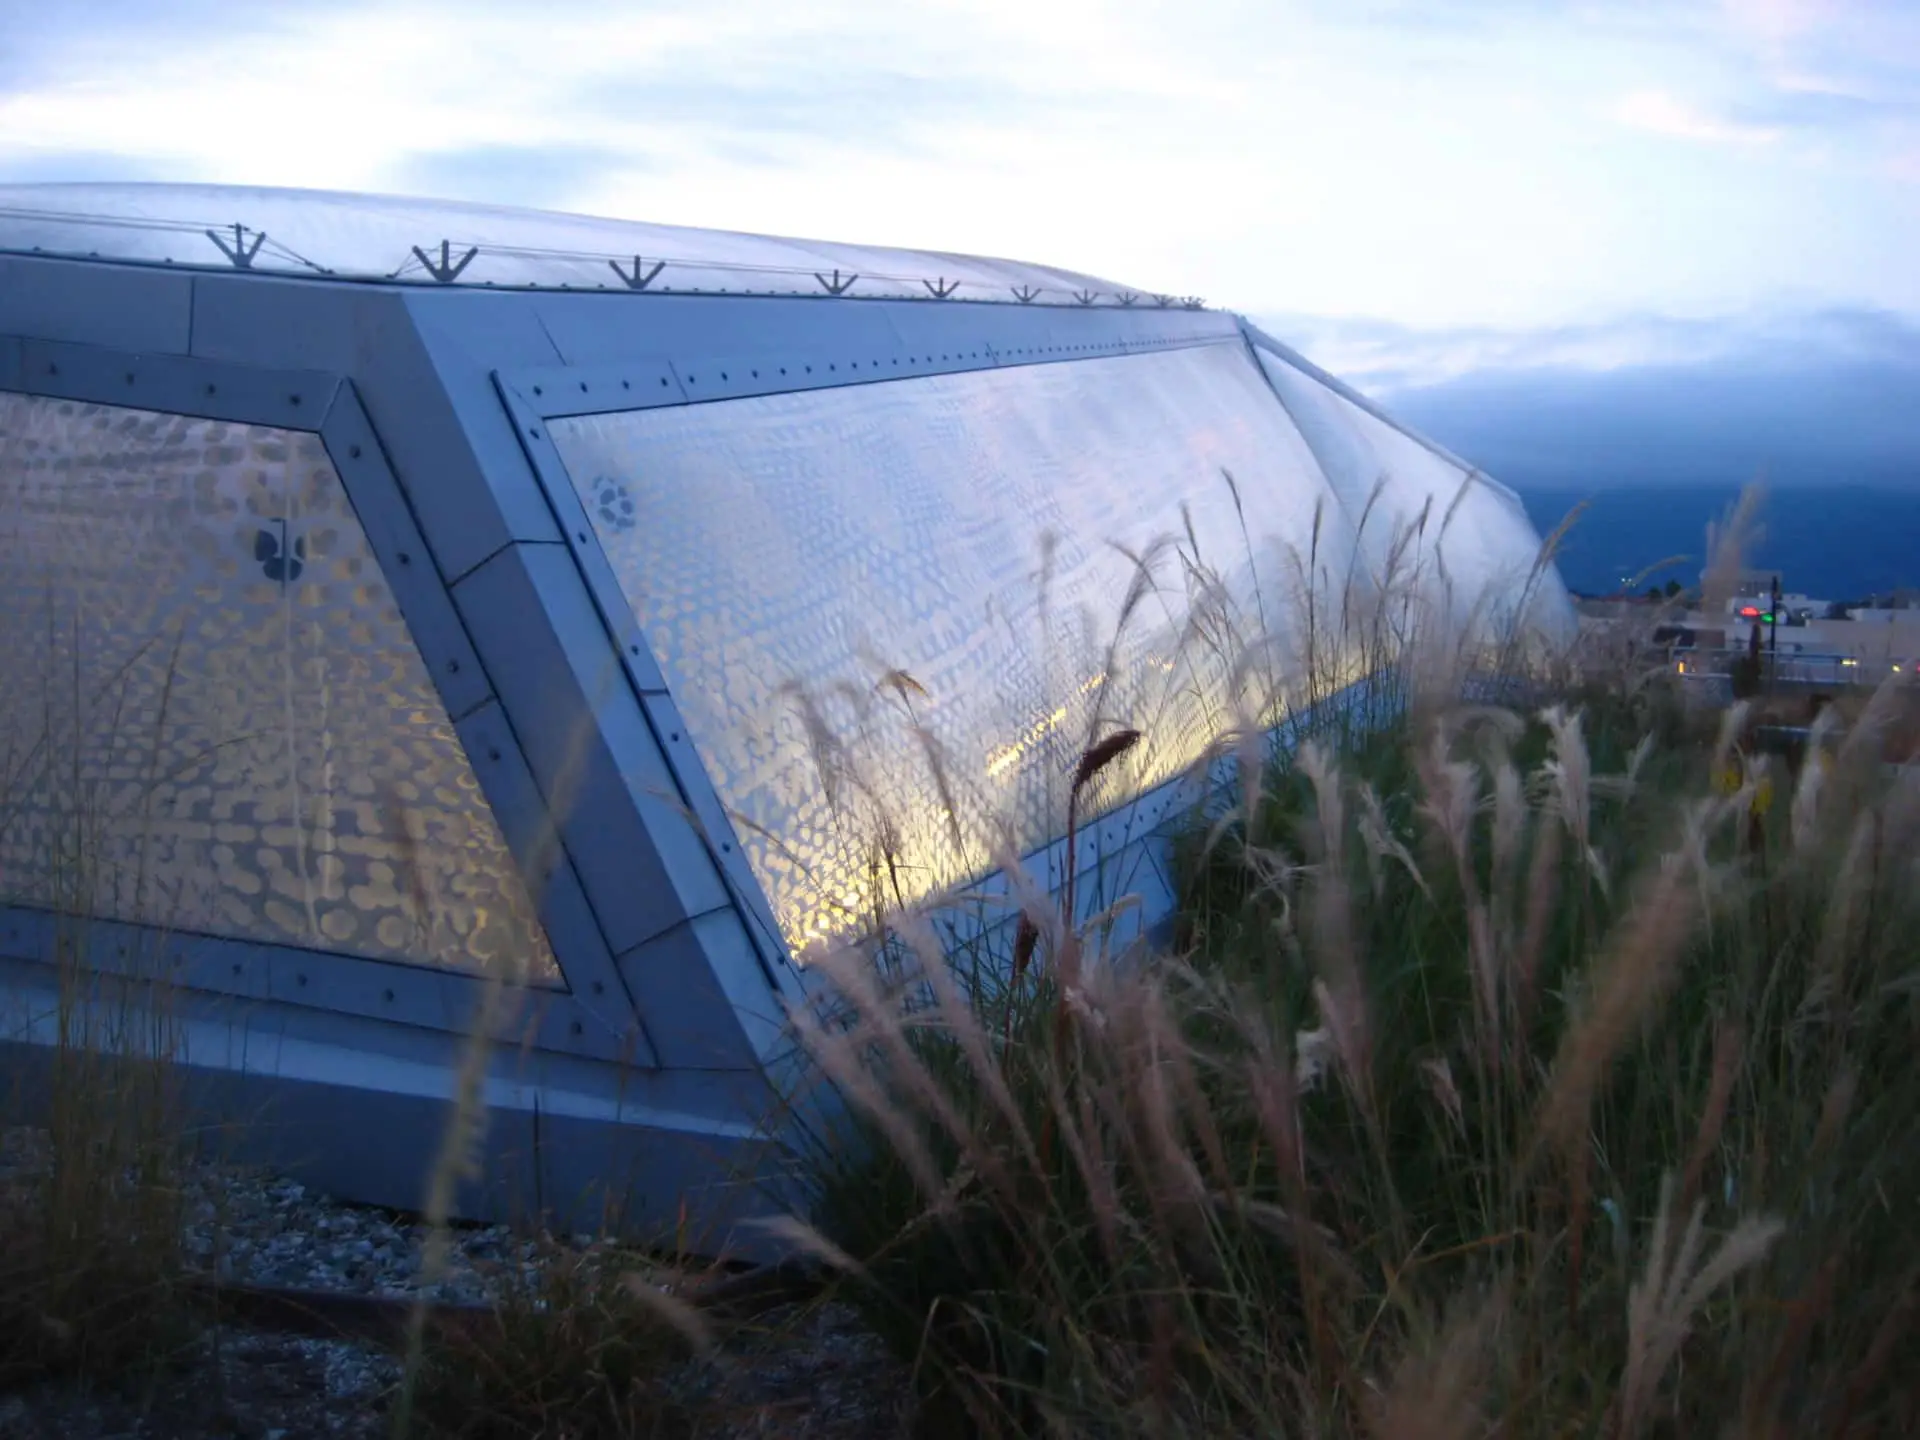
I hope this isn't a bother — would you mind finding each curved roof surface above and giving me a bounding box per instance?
[0,182,1184,308]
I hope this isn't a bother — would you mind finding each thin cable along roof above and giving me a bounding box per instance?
[0,182,1196,308]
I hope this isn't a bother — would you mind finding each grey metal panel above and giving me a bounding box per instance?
[320,384,491,721]
[500,358,687,420]
[0,254,193,354]
[613,909,786,1072]
[0,967,793,1256]
[503,340,1217,424]
[190,270,383,373]
[353,289,565,584]
[450,541,734,956]
[15,336,340,430]
[452,699,660,1069]
[635,691,800,971]
[530,291,905,367]
[671,343,992,403]
[0,902,648,1062]
[0,333,19,391]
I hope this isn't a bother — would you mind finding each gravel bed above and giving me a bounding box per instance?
[1,1126,914,1438]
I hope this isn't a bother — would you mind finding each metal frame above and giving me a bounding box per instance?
[491,320,1262,979]
[0,242,1526,1247]
[0,338,652,1068]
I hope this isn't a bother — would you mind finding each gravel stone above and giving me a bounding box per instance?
[2,1126,912,1437]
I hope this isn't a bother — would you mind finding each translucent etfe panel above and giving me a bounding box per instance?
[1254,346,1568,646]
[1328,395,1571,643]
[0,184,1146,305]
[549,342,1363,954]
[0,395,557,980]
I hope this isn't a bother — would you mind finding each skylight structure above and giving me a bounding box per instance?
[0,184,1571,1247]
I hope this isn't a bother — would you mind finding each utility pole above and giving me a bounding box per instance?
[1769,574,1781,689]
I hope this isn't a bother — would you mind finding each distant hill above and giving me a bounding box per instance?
[1362,324,1920,601]
[1510,484,1914,601]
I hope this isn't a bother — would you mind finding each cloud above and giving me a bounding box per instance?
[385,144,663,211]
[0,148,173,186]
[1259,304,1920,393]
[2,0,1917,329]
[1612,90,1782,144]
[1365,307,1920,491]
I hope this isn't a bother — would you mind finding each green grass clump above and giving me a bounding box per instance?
[788,671,1920,1438]
[405,1236,708,1440]
[1,639,198,1396]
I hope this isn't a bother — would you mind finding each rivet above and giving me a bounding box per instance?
[383,988,395,1003]
[576,531,588,544]
[446,658,460,674]
[528,426,541,439]
[570,1020,584,1036]
[349,444,362,458]
[290,394,301,405]
[487,748,502,762]
[397,552,411,565]
[125,372,135,384]
[533,385,544,396]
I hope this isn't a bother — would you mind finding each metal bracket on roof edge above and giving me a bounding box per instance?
[412,240,478,283]
[1153,294,1177,308]
[609,256,666,291]
[1183,297,1205,310]
[206,223,267,270]
[1073,290,1100,306]
[1116,291,1140,307]
[922,277,962,299]
[1011,285,1040,304]
[814,269,859,296]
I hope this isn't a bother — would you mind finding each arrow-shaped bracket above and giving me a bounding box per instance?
[1011,285,1041,304]
[1116,291,1141,307]
[814,268,860,296]
[1182,297,1206,310]
[207,224,267,270]
[609,256,666,291]
[922,276,962,299]
[412,240,478,283]
[1073,289,1101,306]
[1153,294,1177,308]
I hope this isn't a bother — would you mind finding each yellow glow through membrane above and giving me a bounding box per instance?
[549,346,1567,957]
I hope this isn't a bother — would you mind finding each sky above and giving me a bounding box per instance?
[1,0,1915,332]
[1,0,1916,528]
